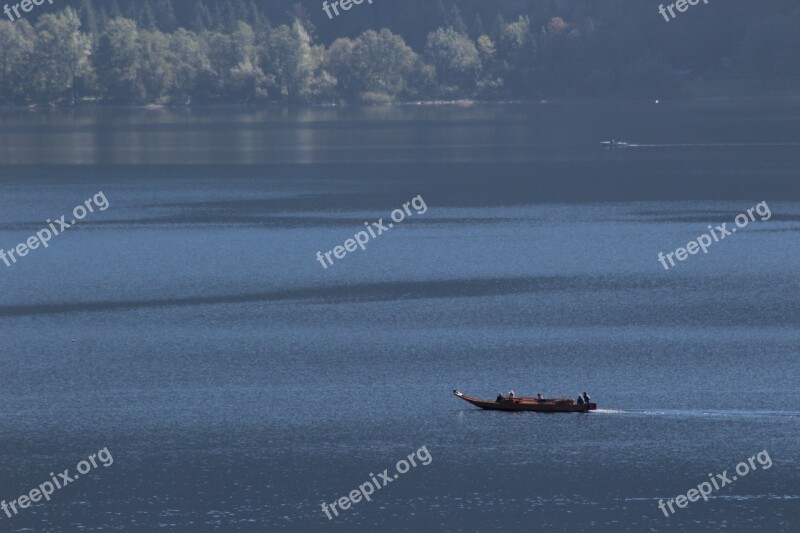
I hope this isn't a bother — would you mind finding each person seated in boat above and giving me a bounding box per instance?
[582,392,591,404]
[536,393,544,402]
[496,392,504,402]
[508,390,515,399]
[577,394,584,404]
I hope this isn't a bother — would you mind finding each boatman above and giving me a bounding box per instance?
[582,392,591,404]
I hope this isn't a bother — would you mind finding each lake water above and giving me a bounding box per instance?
[0,101,799,532]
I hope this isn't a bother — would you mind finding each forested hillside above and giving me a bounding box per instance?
[0,0,798,105]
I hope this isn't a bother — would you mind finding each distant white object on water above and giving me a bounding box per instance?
[600,140,629,148]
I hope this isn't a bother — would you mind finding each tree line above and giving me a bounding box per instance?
[0,0,798,106]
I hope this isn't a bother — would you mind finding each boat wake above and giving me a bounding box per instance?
[625,142,800,148]
[629,408,800,418]
[587,408,800,418]
[623,494,800,502]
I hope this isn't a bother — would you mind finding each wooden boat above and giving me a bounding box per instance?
[453,390,596,412]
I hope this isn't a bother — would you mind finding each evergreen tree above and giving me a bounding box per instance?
[218,1,238,32]
[188,3,210,32]
[446,5,468,36]
[290,3,317,43]
[138,0,158,30]
[473,14,486,39]
[152,0,178,32]
[107,0,122,18]
[77,0,98,35]
[245,0,268,32]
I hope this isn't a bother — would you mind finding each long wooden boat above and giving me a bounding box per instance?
[453,390,596,412]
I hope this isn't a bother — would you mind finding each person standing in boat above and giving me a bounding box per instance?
[508,390,515,399]
[582,392,591,404]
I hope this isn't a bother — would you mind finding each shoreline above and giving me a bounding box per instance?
[3,78,800,113]
[2,94,800,113]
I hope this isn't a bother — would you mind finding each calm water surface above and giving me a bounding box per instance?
[0,102,799,531]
